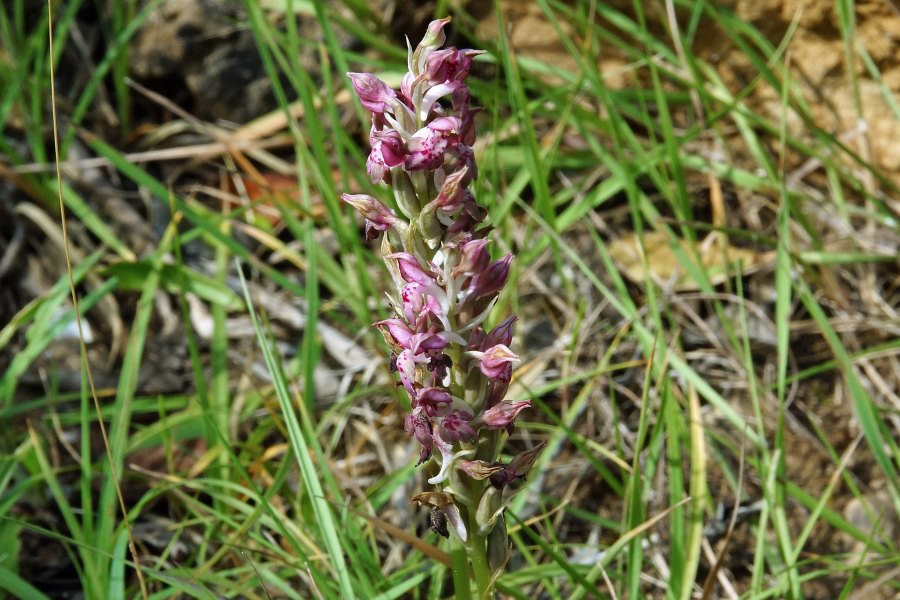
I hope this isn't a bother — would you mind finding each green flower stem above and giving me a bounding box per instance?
[465,508,494,599]
[450,535,473,600]
[461,474,494,598]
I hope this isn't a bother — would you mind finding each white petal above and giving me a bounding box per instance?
[419,83,455,121]
[384,111,412,139]
[459,297,499,332]
[438,330,467,346]
[428,449,473,485]
[443,504,468,542]
[431,248,445,268]
[424,283,450,316]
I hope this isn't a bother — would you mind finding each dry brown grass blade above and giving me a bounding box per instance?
[847,566,900,600]
[615,496,693,549]
[343,504,453,567]
[229,89,351,142]
[125,77,267,186]
[13,201,127,363]
[8,135,295,175]
[0,159,48,197]
[701,434,746,600]
[46,3,149,597]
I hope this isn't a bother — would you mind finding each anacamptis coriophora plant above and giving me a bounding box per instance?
[342,18,545,598]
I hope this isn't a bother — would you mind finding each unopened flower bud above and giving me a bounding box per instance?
[485,315,517,348]
[468,254,513,300]
[507,440,546,476]
[447,202,484,234]
[424,48,483,85]
[411,17,451,73]
[421,18,450,49]
[453,237,490,278]
[375,318,415,348]
[485,378,510,410]
[490,441,547,489]
[385,252,436,286]
[341,194,404,239]
[347,72,397,114]
[479,400,530,431]
[466,326,487,351]
[433,165,470,214]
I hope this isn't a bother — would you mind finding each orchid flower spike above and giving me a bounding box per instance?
[343,17,545,591]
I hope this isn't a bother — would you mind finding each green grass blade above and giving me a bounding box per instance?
[0,565,51,600]
[236,260,356,599]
